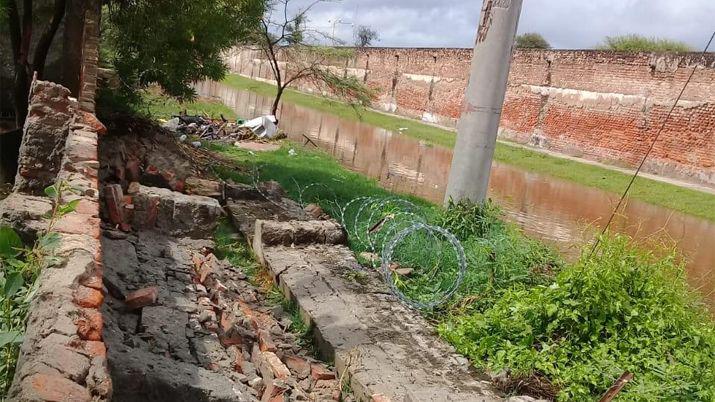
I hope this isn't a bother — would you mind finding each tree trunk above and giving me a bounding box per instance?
[271,86,284,116]
[13,67,30,128]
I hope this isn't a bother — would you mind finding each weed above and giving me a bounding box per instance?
[0,182,79,396]
[439,233,715,401]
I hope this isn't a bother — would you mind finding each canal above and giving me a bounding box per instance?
[195,80,715,307]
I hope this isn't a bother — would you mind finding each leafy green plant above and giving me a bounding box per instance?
[598,34,692,52]
[516,33,551,49]
[439,233,715,401]
[0,182,78,396]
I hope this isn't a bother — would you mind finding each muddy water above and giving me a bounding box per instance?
[195,81,715,307]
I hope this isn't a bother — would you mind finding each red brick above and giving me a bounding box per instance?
[74,285,104,308]
[104,184,124,225]
[283,354,310,378]
[258,329,277,352]
[54,214,101,238]
[311,363,335,381]
[124,286,158,309]
[79,110,107,135]
[23,373,92,402]
[263,351,291,379]
[75,309,103,341]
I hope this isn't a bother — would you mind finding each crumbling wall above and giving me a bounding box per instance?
[227,47,715,188]
[12,79,74,195]
[3,78,110,401]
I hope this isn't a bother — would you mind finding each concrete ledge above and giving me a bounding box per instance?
[253,236,500,401]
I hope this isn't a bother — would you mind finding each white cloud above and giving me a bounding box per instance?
[281,0,714,50]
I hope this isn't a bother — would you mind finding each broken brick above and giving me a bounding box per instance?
[311,363,336,381]
[124,286,158,309]
[258,329,277,352]
[283,354,310,379]
[22,373,92,402]
[74,286,104,308]
[75,309,103,341]
[104,184,124,225]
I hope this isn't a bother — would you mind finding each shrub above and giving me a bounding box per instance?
[516,33,551,49]
[439,233,715,400]
[598,34,692,52]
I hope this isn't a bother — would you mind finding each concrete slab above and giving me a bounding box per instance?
[257,242,501,402]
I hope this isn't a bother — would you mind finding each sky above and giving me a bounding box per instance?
[283,0,715,50]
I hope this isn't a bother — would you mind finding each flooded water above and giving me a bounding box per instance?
[195,80,715,307]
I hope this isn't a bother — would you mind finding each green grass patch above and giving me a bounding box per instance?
[440,234,715,401]
[208,142,715,401]
[223,74,715,222]
[98,87,237,121]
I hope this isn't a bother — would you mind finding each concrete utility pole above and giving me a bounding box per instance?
[444,0,523,205]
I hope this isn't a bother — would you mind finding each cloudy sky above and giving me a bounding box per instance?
[283,0,714,50]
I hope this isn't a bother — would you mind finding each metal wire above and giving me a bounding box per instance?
[252,169,467,309]
[589,30,715,258]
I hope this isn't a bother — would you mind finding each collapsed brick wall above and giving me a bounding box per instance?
[226,47,715,188]
[3,77,110,401]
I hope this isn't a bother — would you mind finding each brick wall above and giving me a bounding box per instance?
[226,47,715,188]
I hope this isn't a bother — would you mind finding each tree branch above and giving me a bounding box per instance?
[4,0,21,62]
[32,0,67,78]
[20,0,32,68]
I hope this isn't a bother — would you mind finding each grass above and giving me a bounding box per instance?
[222,74,715,222]
[97,87,238,121]
[205,142,715,401]
[440,234,715,401]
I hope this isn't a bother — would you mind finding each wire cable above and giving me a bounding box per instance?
[588,30,715,258]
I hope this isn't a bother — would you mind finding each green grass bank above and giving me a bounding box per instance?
[208,142,715,401]
[222,74,715,222]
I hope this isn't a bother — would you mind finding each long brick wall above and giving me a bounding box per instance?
[226,47,715,188]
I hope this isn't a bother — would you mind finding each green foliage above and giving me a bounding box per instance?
[0,182,78,396]
[598,34,693,53]
[439,234,715,401]
[515,33,551,49]
[102,0,265,99]
[354,25,378,47]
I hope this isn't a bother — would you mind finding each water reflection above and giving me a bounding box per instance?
[195,80,715,307]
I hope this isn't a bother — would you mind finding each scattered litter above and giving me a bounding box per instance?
[163,117,181,132]
[239,115,279,139]
[191,141,202,148]
[165,112,285,145]
[288,148,297,157]
[397,127,408,131]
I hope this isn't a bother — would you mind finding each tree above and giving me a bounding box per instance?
[1,0,68,127]
[515,33,550,49]
[250,0,374,116]
[354,25,378,47]
[598,34,692,52]
[103,0,266,101]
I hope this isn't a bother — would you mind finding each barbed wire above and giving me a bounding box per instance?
[249,167,466,309]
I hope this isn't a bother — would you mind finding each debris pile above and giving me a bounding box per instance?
[162,113,284,144]
[102,230,345,402]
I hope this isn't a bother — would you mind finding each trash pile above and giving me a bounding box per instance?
[162,113,284,146]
